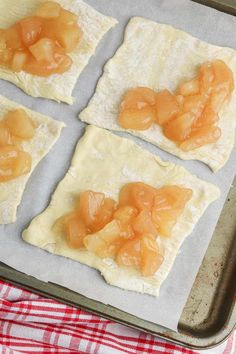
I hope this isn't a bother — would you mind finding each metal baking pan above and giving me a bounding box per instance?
[1,174,235,350]
[0,0,236,350]
[193,0,236,15]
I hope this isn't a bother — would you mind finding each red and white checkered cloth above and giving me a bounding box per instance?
[0,280,235,354]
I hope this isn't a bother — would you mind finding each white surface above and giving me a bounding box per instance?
[0,0,235,331]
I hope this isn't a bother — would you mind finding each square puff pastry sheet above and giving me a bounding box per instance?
[80,17,236,172]
[0,0,117,104]
[23,125,220,296]
[0,94,64,224]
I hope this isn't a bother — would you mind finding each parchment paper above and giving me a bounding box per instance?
[0,0,236,332]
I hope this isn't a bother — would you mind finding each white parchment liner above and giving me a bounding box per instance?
[0,0,236,331]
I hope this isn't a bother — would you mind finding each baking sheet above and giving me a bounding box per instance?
[0,0,236,331]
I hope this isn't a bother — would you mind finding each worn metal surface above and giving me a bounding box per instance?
[0,0,236,349]
[193,0,236,15]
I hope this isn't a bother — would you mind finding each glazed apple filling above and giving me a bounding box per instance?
[0,109,35,182]
[55,182,192,277]
[0,1,82,76]
[118,60,234,151]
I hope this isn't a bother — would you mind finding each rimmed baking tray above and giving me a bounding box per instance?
[193,0,236,15]
[0,0,236,350]
[0,173,235,350]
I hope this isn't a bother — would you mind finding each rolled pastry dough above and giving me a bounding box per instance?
[0,0,118,103]
[80,17,236,172]
[23,125,220,296]
[0,94,64,224]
